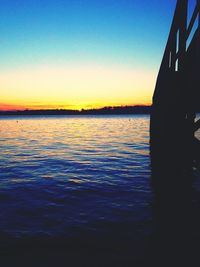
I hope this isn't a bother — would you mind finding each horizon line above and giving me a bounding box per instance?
[0,104,151,112]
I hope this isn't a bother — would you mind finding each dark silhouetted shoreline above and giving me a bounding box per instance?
[0,105,151,116]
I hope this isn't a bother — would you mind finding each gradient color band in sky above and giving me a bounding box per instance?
[0,0,196,110]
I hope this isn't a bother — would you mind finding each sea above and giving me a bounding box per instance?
[0,114,199,245]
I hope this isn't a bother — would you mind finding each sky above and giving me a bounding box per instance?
[0,0,192,110]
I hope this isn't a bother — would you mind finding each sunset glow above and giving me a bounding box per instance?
[0,0,178,111]
[0,64,154,110]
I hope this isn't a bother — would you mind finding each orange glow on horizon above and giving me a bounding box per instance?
[0,103,27,111]
[0,63,155,111]
[0,101,151,111]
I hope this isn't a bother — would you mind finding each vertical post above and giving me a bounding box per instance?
[171,34,177,71]
[178,0,188,71]
[198,0,200,31]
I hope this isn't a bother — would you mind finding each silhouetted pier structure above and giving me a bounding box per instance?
[151,0,200,182]
[149,3,200,259]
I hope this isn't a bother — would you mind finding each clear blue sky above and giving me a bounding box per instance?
[0,0,195,110]
[0,0,177,70]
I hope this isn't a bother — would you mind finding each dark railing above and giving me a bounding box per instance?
[151,0,200,177]
[156,0,200,76]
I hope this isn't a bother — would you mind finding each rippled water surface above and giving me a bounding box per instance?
[0,115,152,240]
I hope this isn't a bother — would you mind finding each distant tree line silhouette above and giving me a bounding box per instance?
[0,105,151,116]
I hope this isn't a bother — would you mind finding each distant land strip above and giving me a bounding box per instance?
[0,105,151,116]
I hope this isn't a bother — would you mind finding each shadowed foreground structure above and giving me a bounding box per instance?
[150,0,200,264]
[151,0,200,178]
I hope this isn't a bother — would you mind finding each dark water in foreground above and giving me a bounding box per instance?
[0,115,155,241]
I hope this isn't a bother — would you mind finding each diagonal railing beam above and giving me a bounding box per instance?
[186,1,200,40]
